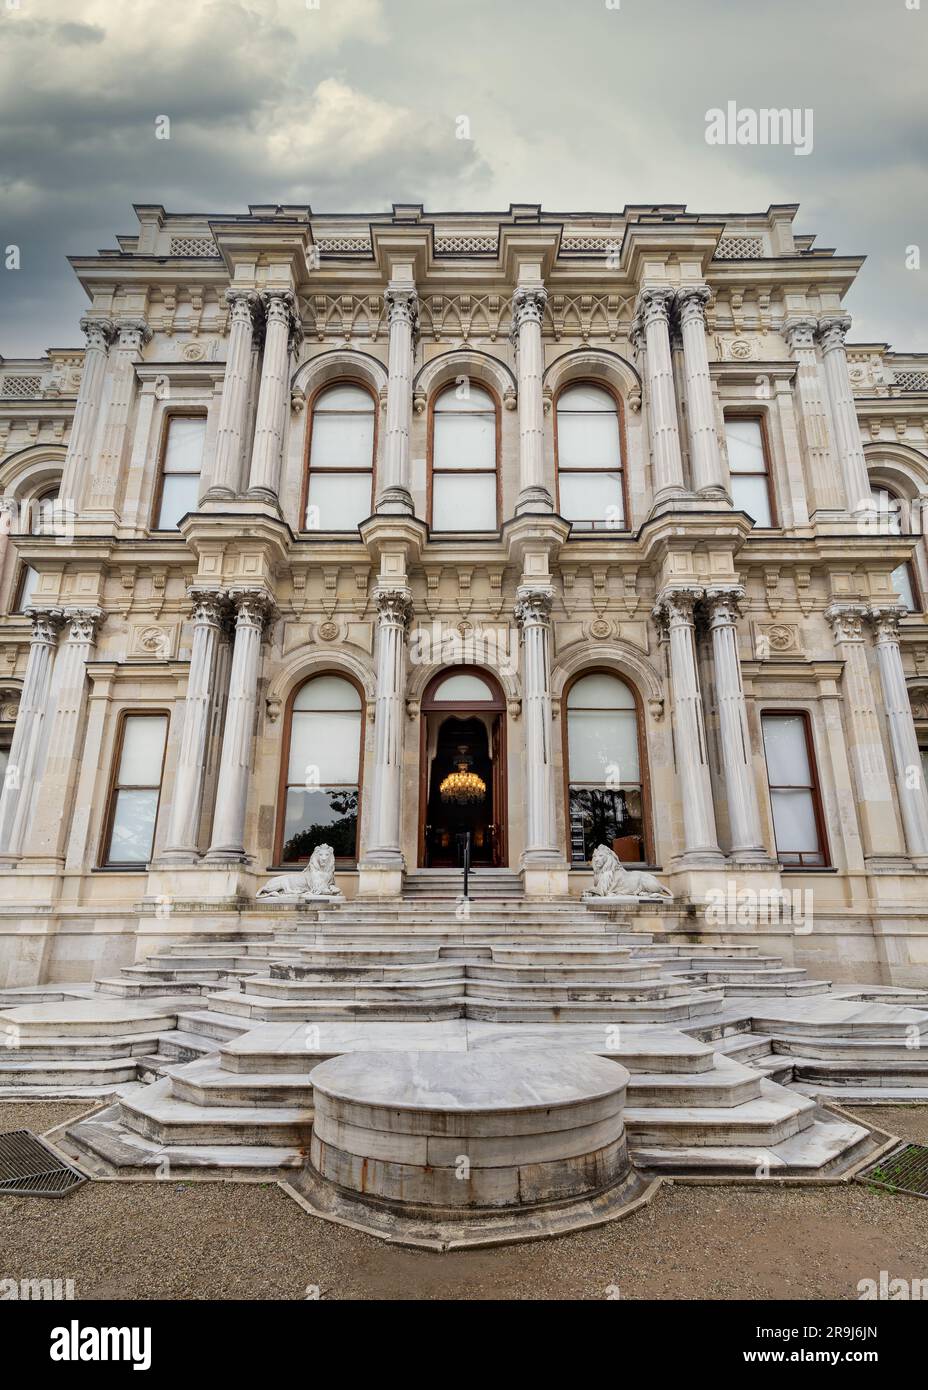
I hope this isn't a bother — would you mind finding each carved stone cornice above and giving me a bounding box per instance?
[825,601,869,643]
[514,586,554,629]
[817,315,852,355]
[782,316,818,354]
[373,586,413,629]
[509,286,548,346]
[79,315,116,353]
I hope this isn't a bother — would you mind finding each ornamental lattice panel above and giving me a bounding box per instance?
[1,375,42,398]
[315,235,373,254]
[169,235,219,257]
[893,370,928,392]
[433,235,497,253]
[714,236,764,259]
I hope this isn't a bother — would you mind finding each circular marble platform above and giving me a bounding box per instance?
[308,1049,631,1215]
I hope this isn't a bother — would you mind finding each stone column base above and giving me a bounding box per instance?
[357,864,405,899]
[522,863,569,898]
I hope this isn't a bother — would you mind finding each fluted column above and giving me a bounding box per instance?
[247,290,300,505]
[23,609,103,863]
[207,290,259,499]
[703,588,768,861]
[818,316,872,517]
[0,610,63,860]
[783,317,843,516]
[510,286,552,515]
[653,589,723,864]
[205,591,272,860]
[377,287,418,515]
[163,590,227,861]
[825,602,901,861]
[60,316,115,515]
[84,319,151,519]
[634,288,686,506]
[515,587,560,862]
[869,606,928,862]
[676,286,726,496]
[363,587,413,865]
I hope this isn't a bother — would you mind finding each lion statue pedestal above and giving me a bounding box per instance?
[256,844,344,903]
[582,844,673,903]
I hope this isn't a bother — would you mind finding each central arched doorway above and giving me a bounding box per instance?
[418,668,507,868]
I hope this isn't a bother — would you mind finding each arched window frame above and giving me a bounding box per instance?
[553,380,629,531]
[300,378,378,534]
[562,667,653,865]
[426,382,501,533]
[274,670,366,867]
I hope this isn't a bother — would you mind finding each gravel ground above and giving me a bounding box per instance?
[1,1101,926,1300]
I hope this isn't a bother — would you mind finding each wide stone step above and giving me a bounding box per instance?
[750,1000,928,1039]
[489,946,633,964]
[632,1115,872,1175]
[461,979,678,1003]
[174,1008,253,1041]
[165,1057,315,1109]
[464,991,725,1024]
[94,977,207,998]
[773,1035,928,1062]
[624,1079,817,1146]
[241,977,464,1002]
[791,1057,928,1086]
[712,1031,776,1064]
[625,1056,763,1108]
[0,1030,165,1060]
[269,961,457,982]
[0,1056,140,1086]
[118,1076,313,1147]
[721,979,832,998]
[466,961,663,983]
[0,1000,177,1039]
[702,968,808,984]
[62,1104,304,1177]
[203,989,464,1023]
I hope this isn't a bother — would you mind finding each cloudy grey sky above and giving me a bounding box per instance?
[1,0,926,357]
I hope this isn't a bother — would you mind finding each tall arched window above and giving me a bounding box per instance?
[277,674,363,863]
[430,383,498,531]
[565,671,647,864]
[31,485,60,535]
[305,383,375,532]
[869,484,920,611]
[555,384,625,529]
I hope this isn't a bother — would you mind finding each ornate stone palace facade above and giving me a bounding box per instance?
[2,201,928,987]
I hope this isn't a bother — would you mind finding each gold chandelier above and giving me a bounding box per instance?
[440,753,487,805]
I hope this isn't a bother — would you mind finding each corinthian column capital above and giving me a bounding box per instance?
[188,587,228,627]
[261,289,302,348]
[62,608,104,643]
[79,316,116,352]
[675,283,711,326]
[385,286,420,338]
[825,601,869,643]
[374,586,413,628]
[817,315,853,354]
[635,285,676,329]
[652,587,702,631]
[225,287,260,325]
[514,586,553,629]
[113,318,153,351]
[509,286,548,346]
[782,316,818,354]
[868,604,906,642]
[702,585,745,627]
[25,609,65,644]
[228,588,276,631]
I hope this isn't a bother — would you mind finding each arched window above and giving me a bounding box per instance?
[869,484,920,612]
[277,674,363,863]
[31,486,60,536]
[430,383,498,531]
[305,383,375,532]
[565,672,647,864]
[555,384,625,529]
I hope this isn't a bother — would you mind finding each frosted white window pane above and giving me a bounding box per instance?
[288,709,361,785]
[568,709,640,784]
[770,788,819,853]
[558,471,623,525]
[557,411,620,470]
[293,676,361,712]
[32,492,59,535]
[558,385,615,412]
[306,472,372,530]
[725,419,765,474]
[434,384,494,412]
[433,412,495,470]
[109,789,158,863]
[163,418,206,473]
[315,384,373,412]
[310,413,374,470]
[870,489,902,534]
[433,673,494,702]
[0,745,9,786]
[921,748,928,795]
[731,474,772,527]
[891,563,916,611]
[118,716,167,785]
[17,565,38,611]
[432,474,496,531]
[762,715,811,786]
[567,673,635,710]
[157,473,200,529]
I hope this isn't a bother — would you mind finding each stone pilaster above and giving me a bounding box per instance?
[702,588,769,862]
[514,587,561,864]
[84,318,152,520]
[868,606,928,864]
[377,287,419,516]
[818,315,872,517]
[653,589,724,865]
[825,602,904,863]
[162,590,228,862]
[510,287,552,515]
[0,610,64,860]
[247,290,300,505]
[59,316,115,515]
[633,288,686,507]
[676,286,727,497]
[783,317,843,517]
[205,590,274,861]
[361,587,413,871]
[207,290,260,499]
[22,609,104,865]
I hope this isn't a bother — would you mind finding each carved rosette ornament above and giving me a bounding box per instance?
[825,602,869,643]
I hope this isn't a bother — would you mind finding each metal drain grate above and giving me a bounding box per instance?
[859,1143,928,1199]
[0,1130,87,1197]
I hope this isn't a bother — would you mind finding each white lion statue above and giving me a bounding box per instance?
[583,844,673,901]
[257,844,343,901]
